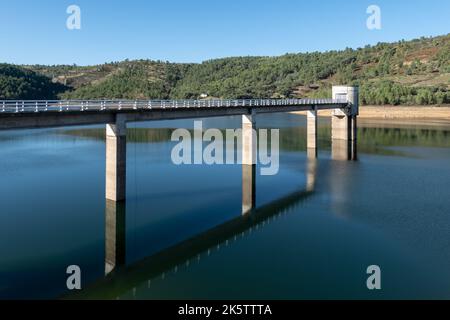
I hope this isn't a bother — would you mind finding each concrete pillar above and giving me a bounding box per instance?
[242,164,256,215]
[106,115,127,201]
[242,112,256,215]
[349,115,357,160]
[307,107,318,159]
[105,199,126,275]
[242,112,256,165]
[331,86,358,161]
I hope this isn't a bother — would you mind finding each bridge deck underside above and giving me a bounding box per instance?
[0,104,346,130]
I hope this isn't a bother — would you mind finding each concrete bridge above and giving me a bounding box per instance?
[0,85,358,275]
[0,85,358,206]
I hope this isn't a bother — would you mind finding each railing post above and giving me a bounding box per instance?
[15,102,19,113]
[35,101,38,112]
[2,101,5,112]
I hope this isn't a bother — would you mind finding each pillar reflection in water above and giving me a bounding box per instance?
[105,199,126,275]
[328,159,354,218]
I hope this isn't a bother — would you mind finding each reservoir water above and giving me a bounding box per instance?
[0,113,449,299]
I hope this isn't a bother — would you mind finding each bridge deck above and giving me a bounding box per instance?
[0,99,348,130]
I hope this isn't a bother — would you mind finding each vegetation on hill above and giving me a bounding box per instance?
[59,61,190,99]
[1,34,449,105]
[0,64,68,99]
[171,34,450,104]
[27,60,191,100]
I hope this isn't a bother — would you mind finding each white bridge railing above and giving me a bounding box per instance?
[0,98,348,114]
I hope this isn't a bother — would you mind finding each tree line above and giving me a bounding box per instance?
[1,34,449,105]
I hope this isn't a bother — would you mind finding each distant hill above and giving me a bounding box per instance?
[27,60,192,100]
[1,34,449,105]
[0,64,68,99]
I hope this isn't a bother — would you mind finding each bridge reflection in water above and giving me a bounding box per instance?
[67,157,317,299]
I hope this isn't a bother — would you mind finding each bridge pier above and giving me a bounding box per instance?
[331,86,358,161]
[307,107,318,159]
[242,112,256,215]
[105,115,127,201]
[105,199,126,275]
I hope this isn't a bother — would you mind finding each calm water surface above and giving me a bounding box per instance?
[0,113,449,299]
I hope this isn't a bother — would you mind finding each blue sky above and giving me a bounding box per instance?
[0,0,449,65]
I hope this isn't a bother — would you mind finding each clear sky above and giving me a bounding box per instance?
[0,0,449,65]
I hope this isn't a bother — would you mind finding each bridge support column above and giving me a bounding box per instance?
[331,86,358,161]
[242,112,256,215]
[307,107,318,159]
[105,199,126,275]
[106,115,127,201]
[331,115,357,160]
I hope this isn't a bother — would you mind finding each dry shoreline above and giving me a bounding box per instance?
[294,105,450,120]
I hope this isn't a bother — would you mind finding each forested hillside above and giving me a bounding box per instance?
[0,64,68,99]
[28,60,191,100]
[1,34,449,105]
[170,34,450,104]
